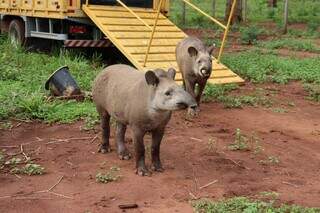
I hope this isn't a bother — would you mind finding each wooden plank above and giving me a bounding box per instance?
[119,38,183,47]
[112,31,185,39]
[87,5,156,13]
[134,53,176,62]
[98,17,175,26]
[107,25,181,32]
[127,46,176,54]
[93,10,166,19]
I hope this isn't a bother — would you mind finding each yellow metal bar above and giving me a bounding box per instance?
[116,0,152,30]
[217,0,237,63]
[143,0,164,67]
[182,0,226,30]
[85,0,88,6]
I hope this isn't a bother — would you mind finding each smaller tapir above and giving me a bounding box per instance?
[176,37,215,105]
[92,64,197,176]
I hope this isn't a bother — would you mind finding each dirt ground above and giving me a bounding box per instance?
[0,82,319,213]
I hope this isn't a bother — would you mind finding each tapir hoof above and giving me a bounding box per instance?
[118,150,131,160]
[98,146,112,154]
[151,164,164,172]
[136,167,151,176]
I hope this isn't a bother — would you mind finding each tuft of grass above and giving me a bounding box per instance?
[228,128,249,151]
[258,38,320,53]
[96,166,121,184]
[259,156,280,165]
[272,108,288,114]
[193,197,320,213]
[21,163,45,175]
[240,25,264,45]
[304,84,320,102]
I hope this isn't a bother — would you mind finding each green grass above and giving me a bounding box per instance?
[193,197,320,213]
[258,38,320,53]
[0,35,101,122]
[222,50,320,84]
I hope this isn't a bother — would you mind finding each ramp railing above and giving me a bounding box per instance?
[144,0,238,65]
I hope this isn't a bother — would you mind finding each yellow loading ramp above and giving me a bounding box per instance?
[82,5,244,84]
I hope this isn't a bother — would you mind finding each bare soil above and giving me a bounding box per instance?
[1,82,319,213]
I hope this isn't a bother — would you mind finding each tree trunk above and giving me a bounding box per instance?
[225,0,243,24]
[212,0,216,17]
[283,0,289,34]
[267,0,277,7]
[243,0,247,22]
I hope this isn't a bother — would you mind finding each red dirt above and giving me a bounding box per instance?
[0,82,319,213]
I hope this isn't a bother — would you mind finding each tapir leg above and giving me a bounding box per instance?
[132,127,149,176]
[185,80,196,100]
[115,121,131,160]
[151,128,165,172]
[196,82,206,105]
[98,109,111,153]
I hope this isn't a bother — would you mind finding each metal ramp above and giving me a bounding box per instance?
[82,4,244,84]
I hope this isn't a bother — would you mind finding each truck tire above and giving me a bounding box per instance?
[8,19,25,47]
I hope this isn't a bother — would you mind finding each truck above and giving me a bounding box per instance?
[0,0,243,84]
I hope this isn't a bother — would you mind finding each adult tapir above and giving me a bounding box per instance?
[92,64,197,176]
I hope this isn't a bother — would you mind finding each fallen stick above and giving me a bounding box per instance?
[188,192,198,200]
[118,203,138,209]
[90,135,98,143]
[20,144,30,162]
[282,181,299,188]
[190,137,202,142]
[46,136,93,145]
[199,180,218,190]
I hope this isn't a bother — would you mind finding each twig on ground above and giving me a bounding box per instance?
[282,181,299,188]
[199,180,218,190]
[48,176,64,191]
[46,137,93,145]
[90,135,98,143]
[189,191,198,200]
[20,144,30,162]
[190,137,202,142]
[14,174,22,179]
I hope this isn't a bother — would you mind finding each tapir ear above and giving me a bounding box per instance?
[188,46,198,57]
[167,68,176,80]
[207,44,216,55]
[145,71,159,86]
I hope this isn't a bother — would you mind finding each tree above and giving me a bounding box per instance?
[225,0,243,24]
[212,0,216,17]
[268,0,277,7]
[283,0,289,34]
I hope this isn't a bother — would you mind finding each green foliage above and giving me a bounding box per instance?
[259,156,280,165]
[222,50,320,84]
[228,128,249,151]
[96,166,121,184]
[193,197,320,213]
[21,163,45,175]
[304,84,320,102]
[258,38,320,53]
[0,36,101,122]
[240,26,264,45]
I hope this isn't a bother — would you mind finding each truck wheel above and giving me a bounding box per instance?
[8,19,25,47]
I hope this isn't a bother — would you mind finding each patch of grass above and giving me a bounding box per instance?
[304,84,320,102]
[222,50,320,84]
[259,156,280,165]
[20,163,45,175]
[258,38,320,53]
[0,35,101,123]
[0,121,13,130]
[193,197,320,213]
[228,128,249,151]
[272,107,288,113]
[240,25,264,45]
[96,166,121,184]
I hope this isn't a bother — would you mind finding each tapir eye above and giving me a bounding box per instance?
[165,90,172,96]
[198,60,201,64]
